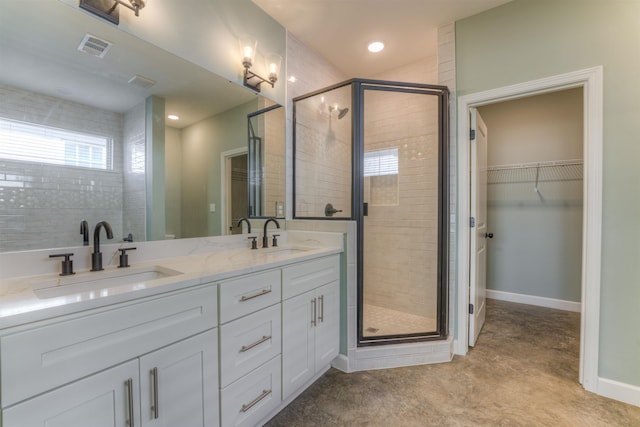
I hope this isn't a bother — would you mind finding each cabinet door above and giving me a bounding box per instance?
[282,290,315,400]
[315,280,340,368]
[3,360,139,427]
[139,329,219,427]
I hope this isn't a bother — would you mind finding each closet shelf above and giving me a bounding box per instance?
[487,159,583,185]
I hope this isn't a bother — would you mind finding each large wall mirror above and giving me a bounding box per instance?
[0,1,285,252]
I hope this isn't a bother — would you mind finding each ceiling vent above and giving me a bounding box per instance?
[77,34,112,58]
[128,74,156,89]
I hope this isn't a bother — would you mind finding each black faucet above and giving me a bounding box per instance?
[262,218,280,248]
[236,217,252,233]
[80,220,89,246]
[91,221,114,271]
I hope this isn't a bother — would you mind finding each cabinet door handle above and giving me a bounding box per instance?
[239,288,272,302]
[241,389,272,413]
[311,297,317,327]
[318,295,324,323]
[240,335,272,353]
[151,367,159,419]
[125,378,135,427]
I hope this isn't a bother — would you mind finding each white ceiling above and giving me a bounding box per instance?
[0,1,257,129]
[253,0,513,78]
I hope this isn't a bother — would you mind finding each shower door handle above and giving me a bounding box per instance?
[485,232,494,239]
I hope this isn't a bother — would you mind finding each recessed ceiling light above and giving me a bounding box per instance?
[167,114,179,120]
[368,41,384,53]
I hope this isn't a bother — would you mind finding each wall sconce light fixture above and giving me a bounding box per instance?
[79,0,146,25]
[240,37,281,92]
[112,0,146,16]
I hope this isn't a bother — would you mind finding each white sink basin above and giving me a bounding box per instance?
[33,265,183,299]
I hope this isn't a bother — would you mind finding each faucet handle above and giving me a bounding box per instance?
[272,234,280,247]
[118,247,137,268]
[49,253,75,276]
[248,236,258,250]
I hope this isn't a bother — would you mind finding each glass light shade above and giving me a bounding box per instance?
[266,53,282,83]
[240,37,257,68]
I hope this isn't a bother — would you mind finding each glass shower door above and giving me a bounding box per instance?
[359,83,447,344]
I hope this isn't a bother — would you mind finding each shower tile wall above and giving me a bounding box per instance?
[294,85,352,218]
[286,33,348,219]
[363,90,440,320]
[0,84,124,252]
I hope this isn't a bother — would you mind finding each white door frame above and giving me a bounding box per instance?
[455,66,603,393]
[220,147,248,235]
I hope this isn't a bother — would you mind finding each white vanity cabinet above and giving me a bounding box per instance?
[139,329,219,427]
[281,255,340,400]
[3,359,140,427]
[0,248,343,427]
[3,330,218,427]
[0,285,219,427]
[218,270,283,427]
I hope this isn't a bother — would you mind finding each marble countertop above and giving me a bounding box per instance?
[0,232,343,330]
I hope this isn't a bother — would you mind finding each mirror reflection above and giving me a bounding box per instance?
[0,1,285,252]
[249,105,286,218]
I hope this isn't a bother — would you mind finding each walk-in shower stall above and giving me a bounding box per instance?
[293,79,449,346]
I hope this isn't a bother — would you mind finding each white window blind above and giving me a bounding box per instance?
[364,148,398,177]
[0,117,112,169]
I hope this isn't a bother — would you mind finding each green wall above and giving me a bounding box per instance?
[456,0,640,387]
[180,99,260,238]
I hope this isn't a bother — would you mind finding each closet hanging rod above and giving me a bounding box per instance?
[487,158,583,171]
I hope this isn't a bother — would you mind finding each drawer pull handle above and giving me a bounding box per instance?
[241,389,272,413]
[239,288,272,302]
[125,378,135,427]
[151,367,159,419]
[318,295,324,323]
[240,335,272,353]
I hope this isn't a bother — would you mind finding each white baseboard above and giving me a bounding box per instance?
[598,377,640,407]
[486,289,581,312]
[331,354,350,373]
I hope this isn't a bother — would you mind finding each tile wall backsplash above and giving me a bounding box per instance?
[0,84,126,252]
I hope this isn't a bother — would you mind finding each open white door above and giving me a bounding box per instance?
[469,108,488,347]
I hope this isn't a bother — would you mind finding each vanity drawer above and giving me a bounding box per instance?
[1,285,217,408]
[221,355,281,427]
[219,304,281,387]
[219,269,281,323]
[282,255,340,299]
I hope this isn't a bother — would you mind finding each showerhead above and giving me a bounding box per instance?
[337,107,349,120]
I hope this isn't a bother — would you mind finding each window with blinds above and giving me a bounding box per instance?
[0,117,112,170]
[364,147,398,177]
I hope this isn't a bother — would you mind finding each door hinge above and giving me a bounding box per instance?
[470,129,476,140]
[470,217,475,228]
[469,303,474,314]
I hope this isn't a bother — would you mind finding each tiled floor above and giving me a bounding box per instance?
[266,299,640,426]
[362,303,437,336]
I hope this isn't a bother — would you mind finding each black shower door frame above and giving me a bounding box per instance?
[355,80,449,346]
[291,78,449,346]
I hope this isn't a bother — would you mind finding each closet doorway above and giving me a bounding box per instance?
[456,67,604,393]
[470,88,584,346]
